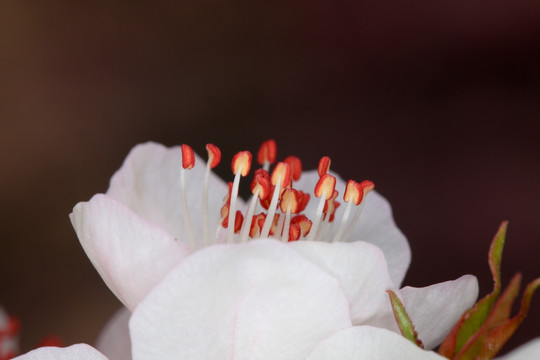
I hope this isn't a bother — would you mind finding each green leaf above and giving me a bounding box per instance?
[386,289,424,348]
[438,221,507,358]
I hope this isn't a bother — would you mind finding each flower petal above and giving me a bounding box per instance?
[70,194,191,310]
[130,239,352,360]
[95,308,131,360]
[107,142,234,243]
[496,339,540,360]
[293,170,411,286]
[400,274,479,349]
[306,326,447,360]
[290,240,398,327]
[14,344,108,360]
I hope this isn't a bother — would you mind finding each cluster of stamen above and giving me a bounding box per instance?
[179,139,374,248]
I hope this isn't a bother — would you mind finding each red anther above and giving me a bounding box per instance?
[360,180,375,195]
[250,213,266,237]
[251,169,272,200]
[344,180,363,205]
[37,335,64,348]
[181,144,195,169]
[288,223,301,241]
[284,156,302,181]
[259,191,272,210]
[271,162,291,188]
[233,210,244,233]
[280,189,299,213]
[220,204,230,228]
[318,156,331,177]
[205,144,221,169]
[291,215,312,237]
[314,174,336,199]
[296,190,310,213]
[232,151,252,176]
[323,190,339,219]
[257,139,277,165]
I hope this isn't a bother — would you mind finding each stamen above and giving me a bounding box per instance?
[280,189,299,242]
[318,156,331,176]
[308,174,336,241]
[203,144,221,246]
[239,169,271,242]
[284,156,302,181]
[341,180,375,242]
[180,144,197,248]
[260,162,291,238]
[227,151,252,243]
[257,139,277,172]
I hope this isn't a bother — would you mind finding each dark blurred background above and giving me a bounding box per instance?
[1,0,539,356]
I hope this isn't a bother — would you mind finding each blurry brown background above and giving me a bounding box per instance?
[1,0,539,356]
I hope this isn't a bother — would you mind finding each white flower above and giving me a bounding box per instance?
[16,141,481,358]
[14,241,539,360]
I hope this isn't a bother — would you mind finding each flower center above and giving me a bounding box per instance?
[180,140,374,248]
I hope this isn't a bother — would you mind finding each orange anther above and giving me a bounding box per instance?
[280,188,299,213]
[231,151,252,177]
[251,169,272,200]
[291,215,312,237]
[205,144,221,169]
[314,174,336,200]
[296,190,310,213]
[271,162,291,188]
[318,156,331,176]
[181,144,195,169]
[284,156,302,181]
[360,180,375,195]
[257,139,277,165]
[344,180,363,205]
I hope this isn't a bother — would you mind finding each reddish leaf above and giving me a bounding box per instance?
[454,273,522,360]
[438,221,507,358]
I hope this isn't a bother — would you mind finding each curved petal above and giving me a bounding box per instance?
[107,142,235,244]
[400,275,479,349]
[293,170,410,286]
[497,339,540,360]
[306,326,447,360]
[290,240,398,327]
[70,194,191,311]
[130,239,352,360]
[95,308,131,360]
[14,344,108,360]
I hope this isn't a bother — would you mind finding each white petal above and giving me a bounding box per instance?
[95,308,131,360]
[294,170,411,286]
[306,326,447,360]
[497,339,540,360]
[401,274,479,349]
[14,344,108,360]
[107,142,234,242]
[130,239,352,360]
[70,194,191,310]
[290,240,398,327]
